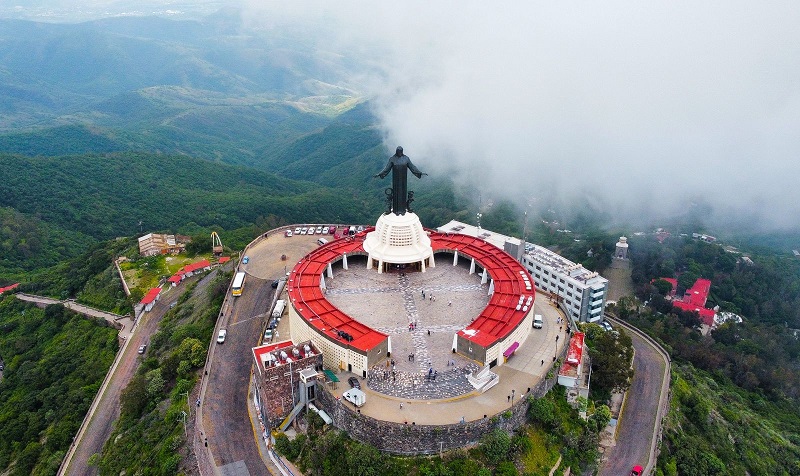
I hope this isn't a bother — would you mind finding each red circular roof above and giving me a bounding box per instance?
[286,230,534,351]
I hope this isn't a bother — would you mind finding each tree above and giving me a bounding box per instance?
[653,279,674,296]
[481,428,511,465]
[588,405,611,433]
[588,329,634,394]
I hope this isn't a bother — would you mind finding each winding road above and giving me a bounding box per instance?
[599,317,670,476]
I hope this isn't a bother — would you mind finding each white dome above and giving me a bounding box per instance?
[363,212,433,269]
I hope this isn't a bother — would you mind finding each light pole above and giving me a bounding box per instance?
[511,389,515,405]
[476,213,482,230]
[554,334,559,361]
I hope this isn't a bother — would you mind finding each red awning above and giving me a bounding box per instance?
[503,341,520,358]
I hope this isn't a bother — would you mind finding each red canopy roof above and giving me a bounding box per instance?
[183,259,211,273]
[286,229,535,352]
[0,283,20,294]
[218,257,231,264]
[559,332,585,377]
[140,287,161,305]
[167,275,182,284]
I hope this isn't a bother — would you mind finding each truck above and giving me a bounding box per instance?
[342,388,366,407]
[272,299,286,320]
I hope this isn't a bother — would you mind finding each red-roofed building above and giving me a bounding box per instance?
[659,277,716,326]
[558,332,590,397]
[0,283,20,295]
[182,259,211,277]
[167,275,182,287]
[287,230,535,377]
[140,287,161,312]
[218,256,231,264]
[252,340,322,429]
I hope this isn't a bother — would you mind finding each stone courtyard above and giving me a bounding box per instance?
[326,255,490,399]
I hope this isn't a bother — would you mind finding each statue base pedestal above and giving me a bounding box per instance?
[363,212,435,273]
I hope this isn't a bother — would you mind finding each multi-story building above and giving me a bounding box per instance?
[137,233,188,256]
[521,244,607,324]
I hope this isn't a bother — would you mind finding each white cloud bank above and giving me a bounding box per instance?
[254,1,800,227]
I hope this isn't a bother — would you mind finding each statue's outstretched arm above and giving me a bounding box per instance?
[407,159,427,179]
[374,159,393,179]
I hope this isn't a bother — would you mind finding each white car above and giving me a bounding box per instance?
[294,227,302,234]
[301,227,308,235]
[308,228,315,235]
[217,329,227,344]
[316,226,324,234]
[601,321,613,332]
[284,230,293,237]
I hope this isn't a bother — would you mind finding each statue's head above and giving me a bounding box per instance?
[395,146,403,156]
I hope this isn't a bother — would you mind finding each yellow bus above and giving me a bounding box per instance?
[232,272,246,296]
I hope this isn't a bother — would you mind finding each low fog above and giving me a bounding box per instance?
[242,1,800,230]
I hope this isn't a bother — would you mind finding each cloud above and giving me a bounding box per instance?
[247,1,800,228]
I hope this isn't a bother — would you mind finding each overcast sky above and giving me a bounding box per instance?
[239,1,800,230]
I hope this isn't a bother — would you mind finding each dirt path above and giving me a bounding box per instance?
[603,258,634,301]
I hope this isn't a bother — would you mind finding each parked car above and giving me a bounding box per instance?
[630,465,644,476]
[217,329,227,344]
[284,230,293,237]
[301,227,308,235]
[348,376,361,389]
[601,321,613,332]
[308,228,315,235]
[294,227,302,234]
[315,226,323,234]
[138,344,147,354]
[242,256,249,264]
[328,226,336,234]
[357,225,364,233]
[271,280,280,289]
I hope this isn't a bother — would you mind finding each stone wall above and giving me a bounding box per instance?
[316,375,557,455]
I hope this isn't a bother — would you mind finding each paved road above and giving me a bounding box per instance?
[62,272,212,476]
[599,321,668,476]
[64,296,173,476]
[201,269,275,474]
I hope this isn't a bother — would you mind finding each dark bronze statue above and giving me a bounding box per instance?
[374,146,427,215]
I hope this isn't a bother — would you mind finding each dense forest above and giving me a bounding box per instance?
[0,298,119,476]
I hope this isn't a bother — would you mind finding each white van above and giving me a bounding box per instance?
[343,388,366,407]
[533,314,543,329]
[317,238,328,246]
[272,300,286,319]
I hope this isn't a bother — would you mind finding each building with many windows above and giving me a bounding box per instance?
[521,244,607,323]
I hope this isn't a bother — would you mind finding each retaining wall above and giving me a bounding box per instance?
[316,375,557,455]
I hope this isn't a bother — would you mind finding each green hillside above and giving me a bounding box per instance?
[0,207,95,274]
[0,298,119,476]
[0,152,376,240]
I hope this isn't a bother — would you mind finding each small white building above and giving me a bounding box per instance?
[615,236,629,260]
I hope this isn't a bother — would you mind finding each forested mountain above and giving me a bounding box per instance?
[0,13,364,167]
